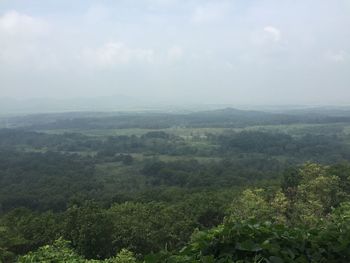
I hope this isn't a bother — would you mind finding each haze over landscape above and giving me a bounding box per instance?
[2,2,350,263]
[1,0,350,108]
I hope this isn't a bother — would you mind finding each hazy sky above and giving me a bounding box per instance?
[0,0,349,105]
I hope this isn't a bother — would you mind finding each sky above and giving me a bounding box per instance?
[0,0,349,105]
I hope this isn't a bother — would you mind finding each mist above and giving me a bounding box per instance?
[0,0,349,107]
[2,2,350,261]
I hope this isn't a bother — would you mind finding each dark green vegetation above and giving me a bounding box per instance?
[1,108,350,262]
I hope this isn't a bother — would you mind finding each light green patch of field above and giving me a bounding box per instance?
[39,128,153,137]
[19,146,48,153]
[62,151,97,157]
[20,145,98,156]
[166,127,231,138]
[243,123,347,136]
[39,122,348,139]
[130,153,221,163]
[39,127,232,138]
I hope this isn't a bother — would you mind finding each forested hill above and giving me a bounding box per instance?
[2,107,350,130]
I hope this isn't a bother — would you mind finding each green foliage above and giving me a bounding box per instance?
[285,163,346,225]
[213,130,350,162]
[109,201,194,254]
[2,117,350,262]
[18,238,86,263]
[154,162,350,262]
[141,157,284,188]
[0,208,61,261]
[228,189,272,222]
[18,239,137,263]
[227,188,288,224]
[111,249,137,263]
[327,162,350,196]
[152,205,350,262]
[63,202,114,259]
[15,208,350,263]
[226,163,350,227]
[0,150,96,212]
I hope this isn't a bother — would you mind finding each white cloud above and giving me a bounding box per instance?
[167,46,183,61]
[192,2,230,24]
[1,1,350,102]
[325,50,348,63]
[0,11,54,69]
[263,26,281,42]
[251,26,282,49]
[0,10,48,36]
[81,42,155,68]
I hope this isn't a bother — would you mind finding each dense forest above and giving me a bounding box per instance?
[1,108,350,262]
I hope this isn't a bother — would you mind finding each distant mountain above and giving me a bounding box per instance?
[184,107,279,125]
[0,95,145,114]
[279,106,350,117]
[4,106,350,130]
